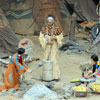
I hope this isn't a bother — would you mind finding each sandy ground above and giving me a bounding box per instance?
[0,33,100,100]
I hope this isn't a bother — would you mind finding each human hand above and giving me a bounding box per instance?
[84,74,87,78]
[84,75,90,79]
[27,69,32,73]
[51,36,57,41]
[25,63,28,66]
[47,41,53,45]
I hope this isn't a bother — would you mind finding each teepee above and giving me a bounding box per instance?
[0,8,19,58]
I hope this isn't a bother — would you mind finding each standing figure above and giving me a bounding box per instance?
[0,48,31,92]
[39,16,63,81]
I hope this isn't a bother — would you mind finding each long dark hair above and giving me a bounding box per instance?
[18,48,25,55]
[91,54,98,62]
[91,54,99,73]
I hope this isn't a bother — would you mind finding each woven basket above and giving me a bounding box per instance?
[74,91,87,97]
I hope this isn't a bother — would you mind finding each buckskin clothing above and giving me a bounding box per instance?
[0,53,28,91]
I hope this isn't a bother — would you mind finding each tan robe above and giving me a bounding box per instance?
[39,29,63,79]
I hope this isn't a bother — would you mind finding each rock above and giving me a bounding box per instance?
[71,49,80,53]
[2,89,7,93]
[65,49,83,53]
[8,88,16,93]
[59,83,74,99]
[19,84,27,91]
[63,92,72,99]
[69,46,84,51]
[59,95,64,100]
[23,84,60,100]
[26,80,35,85]
[65,50,72,53]
[59,40,79,51]
[62,83,75,91]
[38,94,59,100]
[60,40,85,53]
[0,92,3,96]
[68,46,79,50]
[38,62,43,67]
[19,74,25,82]
[87,50,97,54]
[0,90,8,96]
[66,40,79,47]
[13,91,25,98]
[18,87,23,91]
[45,81,55,89]
[0,92,7,96]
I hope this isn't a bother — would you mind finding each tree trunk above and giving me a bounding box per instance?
[69,17,77,41]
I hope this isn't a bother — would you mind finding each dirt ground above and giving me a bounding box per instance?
[0,32,100,100]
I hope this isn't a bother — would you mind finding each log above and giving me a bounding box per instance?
[0,59,9,65]
[64,0,88,21]
[69,17,77,41]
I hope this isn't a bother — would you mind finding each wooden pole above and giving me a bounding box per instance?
[69,17,77,41]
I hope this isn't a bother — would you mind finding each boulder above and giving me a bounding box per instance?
[23,84,59,100]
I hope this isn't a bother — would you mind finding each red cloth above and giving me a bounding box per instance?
[18,55,23,65]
